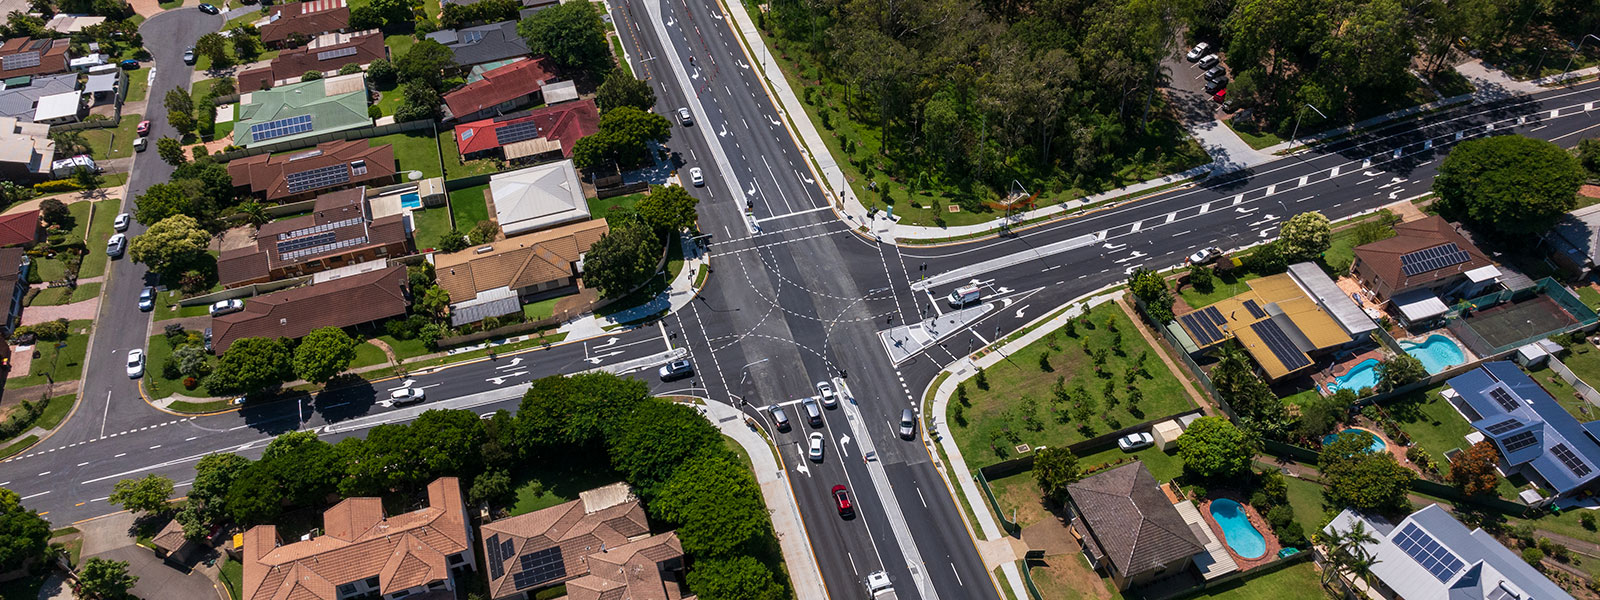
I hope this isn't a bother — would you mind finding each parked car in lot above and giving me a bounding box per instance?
[808,432,824,462]
[899,408,917,439]
[1196,54,1219,70]
[209,299,244,316]
[1204,78,1228,94]
[390,388,426,405]
[137,287,155,311]
[689,167,704,187]
[113,213,130,232]
[677,107,692,125]
[1204,66,1226,82]
[1188,247,1222,265]
[1213,88,1227,104]
[816,381,837,408]
[832,484,854,518]
[771,405,790,432]
[126,349,144,378]
[106,233,126,257]
[658,358,693,381]
[132,137,147,152]
[1186,42,1210,62]
[1118,431,1155,452]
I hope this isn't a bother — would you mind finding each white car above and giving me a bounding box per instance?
[1196,54,1220,70]
[1118,432,1155,452]
[209,299,244,316]
[113,213,130,232]
[1188,247,1222,265]
[677,107,692,125]
[808,432,825,462]
[126,349,145,378]
[1186,42,1210,62]
[105,233,126,257]
[389,388,426,405]
[689,167,704,187]
[816,381,837,408]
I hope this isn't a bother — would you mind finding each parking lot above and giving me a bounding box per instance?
[1161,41,1229,127]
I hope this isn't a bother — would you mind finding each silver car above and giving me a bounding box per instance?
[1186,42,1210,62]
[389,388,426,405]
[677,107,692,125]
[899,409,916,439]
[105,233,126,257]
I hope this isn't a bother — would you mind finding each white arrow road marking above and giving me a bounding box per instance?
[1248,215,1279,227]
[389,379,417,391]
[769,115,781,126]
[1102,242,1125,250]
[737,59,749,69]
[999,298,1015,308]
[1015,304,1030,319]
[597,337,619,348]
[1235,206,1257,214]
[838,435,851,458]
[583,350,625,364]
[1389,190,1403,200]
[718,123,729,137]
[495,358,523,369]
[1114,251,1146,264]
[487,371,528,385]
[746,182,756,196]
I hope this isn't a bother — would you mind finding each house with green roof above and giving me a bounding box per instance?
[234,72,372,147]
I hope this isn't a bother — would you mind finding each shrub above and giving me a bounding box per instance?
[1523,546,1545,567]
[32,179,83,194]
[368,105,383,119]
[183,376,198,389]
[1581,512,1596,531]
[1266,504,1294,529]
[21,319,68,341]
[337,63,363,76]
[1276,520,1307,548]
[302,70,323,81]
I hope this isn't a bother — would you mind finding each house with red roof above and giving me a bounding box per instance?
[451,100,598,164]
[0,210,42,248]
[442,57,558,122]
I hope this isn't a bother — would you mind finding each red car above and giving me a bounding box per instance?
[1212,89,1227,104]
[832,485,854,518]
[136,120,150,136]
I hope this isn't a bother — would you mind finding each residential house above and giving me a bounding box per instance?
[433,219,608,326]
[452,100,598,163]
[425,21,531,70]
[1323,504,1574,600]
[218,187,412,288]
[1176,262,1378,381]
[228,139,397,203]
[241,478,475,600]
[237,29,388,92]
[0,38,72,78]
[1351,215,1501,326]
[30,90,83,124]
[489,160,590,236]
[0,248,29,336]
[44,14,107,34]
[1445,361,1600,499]
[0,210,43,248]
[258,0,351,49]
[479,483,687,600]
[0,118,53,182]
[211,263,408,353]
[0,74,79,122]
[441,56,557,122]
[1543,203,1600,276]
[232,73,371,147]
[1065,462,1204,590]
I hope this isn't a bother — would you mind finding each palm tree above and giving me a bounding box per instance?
[195,32,229,69]
[237,201,269,228]
[1321,520,1381,597]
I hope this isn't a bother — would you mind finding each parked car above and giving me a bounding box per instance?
[808,432,824,462]
[816,381,837,408]
[136,120,150,136]
[898,408,916,439]
[1204,78,1228,94]
[677,107,692,125]
[389,388,426,405]
[771,405,790,432]
[119,59,140,69]
[105,233,126,257]
[1213,88,1227,103]
[1188,247,1222,265]
[204,327,213,353]
[183,46,196,65]
[1196,54,1220,70]
[1186,42,1210,62]
[689,167,704,187]
[803,397,823,428]
[113,213,130,232]
[197,2,218,13]
[208,299,244,316]
[132,137,147,153]
[1204,66,1226,82]
[1118,431,1155,452]
[832,484,854,518]
[658,358,693,381]
[126,349,144,378]
[137,287,155,311]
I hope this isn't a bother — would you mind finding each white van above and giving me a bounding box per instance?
[947,285,981,307]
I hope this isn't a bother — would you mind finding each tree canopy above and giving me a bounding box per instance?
[572,106,671,169]
[292,327,358,384]
[1278,211,1330,262]
[1031,447,1080,504]
[395,39,457,90]
[0,488,50,573]
[1320,430,1415,513]
[130,214,210,277]
[636,185,699,232]
[207,337,293,395]
[156,137,187,166]
[108,474,174,515]
[1434,135,1584,237]
[583,222,660,298]
[1176,416,1257,480]
[78,557,139,599]
[685,556,787,600]
[1128,267,1173,322]
[1450,440,1501,496]
[596,71,656,113]
[1376,354,1426,392]
[516,1,611,73]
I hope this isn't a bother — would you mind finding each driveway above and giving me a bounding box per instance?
[1158,43,1274,171]
[86,546,222,600]
[22,298,103,326]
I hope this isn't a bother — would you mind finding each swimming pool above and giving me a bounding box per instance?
[1209,499,1267,559]
[1328,358,1380,394]
[400,192,421,209]
[1401,334,1467,374]
[1322,428,1386,453]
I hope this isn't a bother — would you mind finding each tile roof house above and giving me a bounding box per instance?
[0,248,30,336]
[259,0,351,49]
[479,483,687,600]
[218,187,412,288]
[1323,504,1573,600]
[1065,462,1204,591]
[1445,361,1600,498]
[1352,216,1500,323]
[0,209,43,248]
[490,160,590,237]
[238,29,388,92]
[425,21,530,69]
[151,518,194,561]
[434,218,608,326]
[211,263,409,353]
[452,100,599,163]
[0,74,78,121]
[0,118,53,182]
[0,38,72,78]
[228,139,397,203]
[233,73,372,147]
[442,56,557,122]
[241,478,476,600]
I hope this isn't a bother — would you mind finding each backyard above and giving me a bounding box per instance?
[1173,561,1327,600]
[439,130,503,179]
[409,207,453,251]
[949,302,1195,470]
[588,191,647,221]
[1383,383,1475,476]
[370,131,444,180]
[449,184,490,231]
[507,453,622,517]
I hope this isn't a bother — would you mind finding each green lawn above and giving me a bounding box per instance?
[449,184,490,230]
[609,35,633,78]
[1384,383,1476,476]
[153,290,214,322]
[1182,561,1327,600]
[439,130,503,178]
[10,320,94,388]
[409,207,454,251]
[1224,119,1287,151]
[219,556,243,600]
[948,303,1195,469]
[1079,444,1184,482]
[350,341,390,369]
[191,78,221,101]
[1321,214,1396,273]
[77,200,121,279]
[375,334,432,360]
[507,454,622,516]
[125,68,151,103]
[373,82,402,118]
[369,131,444,180]
[521,293,570,321]
[1176,268,1265,309]
[0,394,74,448]
[0,435,38,460]
[588,192,647,220]
[27,283,102,307]
[1575,286,1600,312]
[1281,472,1332,532]
[79,113,142,160]
[63,200,94,242]
[385,34,416,60]
[144,333,213,399]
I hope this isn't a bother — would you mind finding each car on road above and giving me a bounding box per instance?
[105,233,126,257]
[899,408,916,439]
[137,287,155,311]
[1204,66,1226,82]
[183,46,196,65]
[390,388,426,405]
[677,107,692,125]
[947,284,982,308]
[113,213,130,232]
[126,349,144,378]
[808,432,824,462]
[689,167,703,186]
[198,2,218,13]
[208,299,244,316]
[816,381,837,408]
[1186,42,1210,62]
[771,405,790,432]
[832,484,854,518]
[658,358,693,380]
[1188,246,1222,265]
[803,396,822,427]
[132,137,147,152]
[1118,431,1155,452]
[1196,54,1219,70]
[136,120,150,136]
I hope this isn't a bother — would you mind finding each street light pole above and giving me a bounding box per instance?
[1559,34,1600,83]
[1533,46,1551,79]
[1287,103,1329,154]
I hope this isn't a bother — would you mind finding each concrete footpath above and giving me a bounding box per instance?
[701,400,828,600]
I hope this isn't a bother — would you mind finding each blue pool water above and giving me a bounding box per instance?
[1209,499,1267,559]
[400,192,421,209]
[1322,428,1386,453]
[1329,358,1380,394]
[1401,334,1467,374]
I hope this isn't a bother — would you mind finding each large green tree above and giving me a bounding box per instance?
[339,409,487,496]
[685,556,787,600]
[1128,267,1173,322]
[1375,354,1426,392]
[514,373,647,451]
[1319,430,1415,512]
[195,31,228,68]
[572,106,672,169]
[207,337,293,395]
[292,327,358,384]
[395,39,457,90]
[517,1,610,72]
[652,449,769,558]
[607,400,722,496]
[1031,447,1080,504]
[596,71,656,112]
[394,80,443,123]
[77,557,139,599]
[164,88,195,136]
[156,137,187,166]
[582,222,660,298]
[1278,211,1330,262]
[1434,135,1585,236]
[1210,343,1291,434]
[108,474,174,515]
[0,488,50,573]
[636,184,699,232]
[129,214,210,277]
[1176,416,1256,480]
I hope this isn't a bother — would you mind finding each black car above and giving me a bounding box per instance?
[198,3,219,13]
[119,59,140,70]
[1204,78,1228,94]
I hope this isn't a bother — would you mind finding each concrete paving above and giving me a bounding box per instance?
[87,545,222,600]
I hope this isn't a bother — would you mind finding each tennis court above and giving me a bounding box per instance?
[1461,294,1580,350]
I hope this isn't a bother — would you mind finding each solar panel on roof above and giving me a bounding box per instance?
[2,52,41,71]
[284,164,350,193]
[1250,320,1311,371]
[1501,430,1538,453]
[1204,306,1226,326]
[276,231,337,254]
[316,46,358,61]
[1488,387,1520,412]
[501,538,514,558]
[1394,522,1465,583]
[1179,311,1224,347]
[249,114,314,142]
[495,119,544,146]
[1399,242,1472,277]
[486,534,505,580]
[1242,299,1266,319]
[1484,419,1523,435]
[511,546,564,590]
[1551,443,1594,478]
